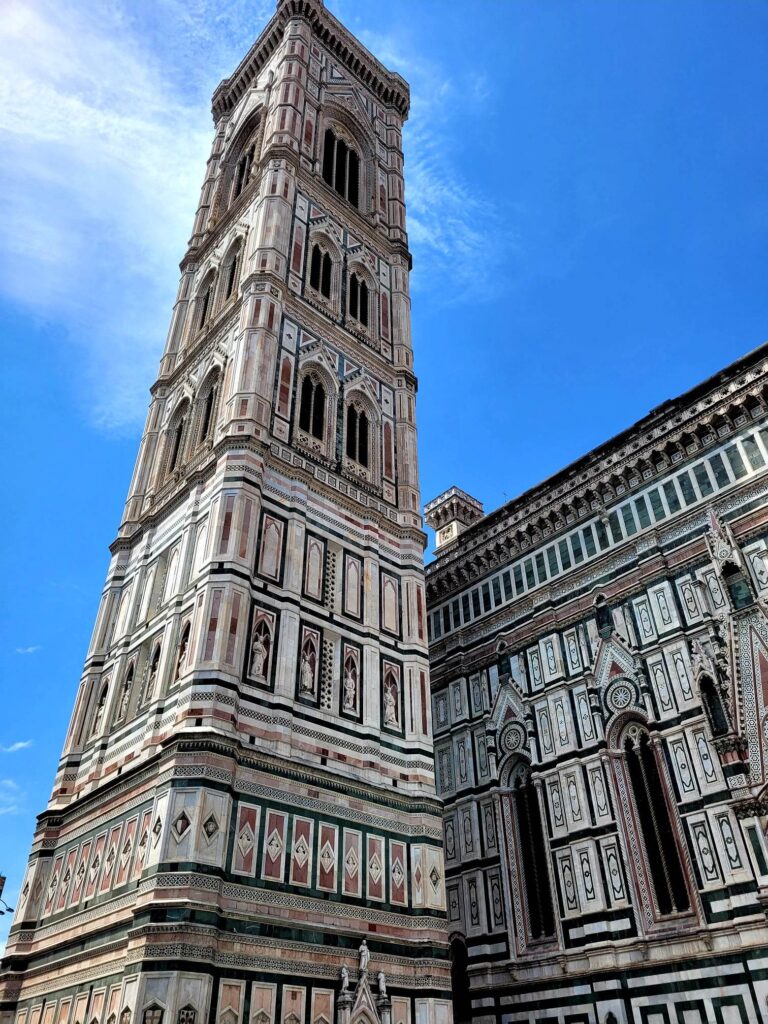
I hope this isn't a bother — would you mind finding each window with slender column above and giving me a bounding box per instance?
[512,769,555,940]
[309,244,332,299]
[345,404,369,467]
[166,401,189,476]
[322,128,359,208]
[348,272,369,326]
[232,144,255,202]
[299,374,326,441]
[623,728,690,915]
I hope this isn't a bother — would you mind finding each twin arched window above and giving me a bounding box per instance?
[310,244,332,298]
[232,144,255,203]
[167,402,189,476]
[348,273,369,327]
[322,128,359,208]
[299,374,326,440]
[346,404,369,467]
[623,728,690,916]
[511,768,555,940]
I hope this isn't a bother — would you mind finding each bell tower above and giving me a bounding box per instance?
[0,5,451,1024]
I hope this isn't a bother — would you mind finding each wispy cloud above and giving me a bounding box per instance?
[349,26,514,303]
[0,0,507,433]
[14,646,41,655]
[0,0,217,432]
[0,742,33,754]
[0,778,23,816]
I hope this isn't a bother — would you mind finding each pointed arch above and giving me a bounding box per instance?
[615,720,691,918]
[194,364,223,447]
[193,268,217,334]
[342,381,381,486]
[212,106,262,220]
[219,235,244,305]
[346,259,377,336]
[162,398,191,481]
[320,100,377,215]
[306,231,342,308]
[294,357,338,463]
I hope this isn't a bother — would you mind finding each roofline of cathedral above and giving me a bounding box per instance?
[211,0,410,122]
[426,338,768,577]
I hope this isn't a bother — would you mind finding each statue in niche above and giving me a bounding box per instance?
[358,938,370,973]
[91,688,107,735]
[250,630,269,679]
[145,650,160,701]
[343,662,357,712]
[377,971,387,996]
[175,628,189,680]
[117,679,131,720]
[300,645,315,694]
[340,965,349,992]
[383,677,398,726]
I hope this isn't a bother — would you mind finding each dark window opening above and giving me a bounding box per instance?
[168,416,185,473]
[346,405,369,467]
[233,144,255,201]
[450,938,471,1024]
[224,253,239,300]
[513,771,555,939]
[197,286,212,330]
[700,674,729,737]
[321,252,332,298]
[723,563,754,609]
[310,244,321,290]
[299,376,326,441]
[322,129,360,208]
[624,730,690,916]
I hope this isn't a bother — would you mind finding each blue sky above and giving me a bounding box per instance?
[1,0,767,947]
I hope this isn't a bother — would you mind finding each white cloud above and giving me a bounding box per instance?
[14,646,41,655]
[0,742,33,754]
[0,0,216,431]
[0,778,22,816]
[0,1,506,431]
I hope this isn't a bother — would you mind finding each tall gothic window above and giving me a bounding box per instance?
[624,729,690,915]
[198,374,219,445]
[723,563,754,609]
[167,404,188,476]
[197,278,214,331]
[222,242,242,301]
[345,405,369,467]
[232,144,255,201]
[322,128,359,208]
[512,769,555,940]
[299,375,326,440]
[309,244,332,298]
[348,273,369,326]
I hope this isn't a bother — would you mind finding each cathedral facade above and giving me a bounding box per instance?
[425,345,768,1023]
[0,5,450,1024]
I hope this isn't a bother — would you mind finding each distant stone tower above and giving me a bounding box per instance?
[0,5,450,1024]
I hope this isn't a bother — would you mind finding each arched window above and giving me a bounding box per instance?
[196,277,214,331]
[309,244,332,299]
[345,404,369,467]
[299,374,326,440]
[197,372,220,446]
[165,402,190,478]
[623,728,690,916]
[348,273,369,326]
[232,144,255,202]
[511,769,555,940]
[222,242,242,302]
[322,128,359,207]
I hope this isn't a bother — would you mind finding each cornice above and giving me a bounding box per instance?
[211,1,409,124]
[426,346,768,599]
